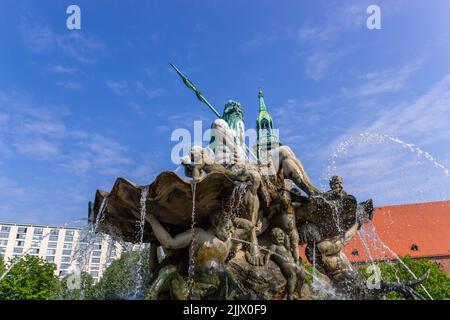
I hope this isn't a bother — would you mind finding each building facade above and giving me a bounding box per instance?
[0,222,122,281]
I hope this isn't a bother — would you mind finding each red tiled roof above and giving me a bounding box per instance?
[345,200,450,262]
[299,200,450,263]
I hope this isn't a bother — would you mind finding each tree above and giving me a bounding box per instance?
[93,249,150,299]
[0,255,5,275]
[0,255,60,300]
[359,256,450,300]
[58,271,95,300]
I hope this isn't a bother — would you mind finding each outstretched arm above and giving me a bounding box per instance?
[147,214,193,250]
[264,245,276,265]
[233,217,254,231]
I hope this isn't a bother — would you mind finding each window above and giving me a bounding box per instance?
[47,242,57,248]
[1,226,11,232]
[64,236,74,242]
[59,270,68,277]
[63,243,72,249]
[32,234,43,241]
[90,265,99,271]
[13,247,23,254]
[411,244,419,251]
[46,249,56,255]
[65,230,75,236]
[62,250,72,256]
[46,256,55,262]
[31,241,40,247]
[16,233,26,240]
[93,244,102,250]
[92,251,101,257]
[91,257,101,264]
[60,264,70,270]
[17,227,27,233]
[351,249,359,257]
[15,240,25,247]
[49,235,59,242]
[50,229,60,236]
[29,248,39,255]
[61,256,71,263]
[90,271,99,277]
[33,227,43,235]
[0,240,8,246]
[0,232,9,239]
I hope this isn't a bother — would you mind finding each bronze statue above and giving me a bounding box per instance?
[264,228,306,300]
[146,212,238,299]
[90,66,430,300]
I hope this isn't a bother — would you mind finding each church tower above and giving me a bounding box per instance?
[255,89,279,160]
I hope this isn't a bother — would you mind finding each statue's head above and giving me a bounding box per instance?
[330,176,343,192]
[222,100,244,128]
[270,227,286,245]
[211,213,234,241]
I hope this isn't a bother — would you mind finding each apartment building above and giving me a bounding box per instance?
[0,221,122,281]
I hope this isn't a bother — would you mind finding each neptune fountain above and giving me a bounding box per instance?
[89,65,428,300]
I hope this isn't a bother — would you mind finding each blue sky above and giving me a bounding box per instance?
[0,0,449,225]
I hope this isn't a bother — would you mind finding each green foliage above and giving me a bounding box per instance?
[359,256,450,300]
[0,255,60,300]
[57,272,95,300]
[301,260,314,283]
[0,255,5,275]
[93,249,150,299]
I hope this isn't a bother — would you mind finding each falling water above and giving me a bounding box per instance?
[93,197,107,233]
[327,132,450,179]
[306,239,342,299]
[71,197,108,282]
[312,241,316,275]
[133,185,149,298]
[227,182,247,219]
[361,221,434,300]
[357,227,380,285]
[229,237,341,299]
[187,181,197,297]
[326,132,444,300]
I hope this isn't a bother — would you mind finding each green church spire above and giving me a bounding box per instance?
[255,89,279,160]
[258,88,267,112]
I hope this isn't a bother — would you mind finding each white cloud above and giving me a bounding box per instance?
[20,20,104,64]
[14,137,60,157]
[297,2,368,44]
[49,65,78,74]
[135,81,166,99]
[344,74,450,144]
[323,75,450,205]
[57,80,83,91]
[106,80,128,95]
[343,61,422,97]
[0,90,132,173]
[304,52,333,81]
[241,33,279,49]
